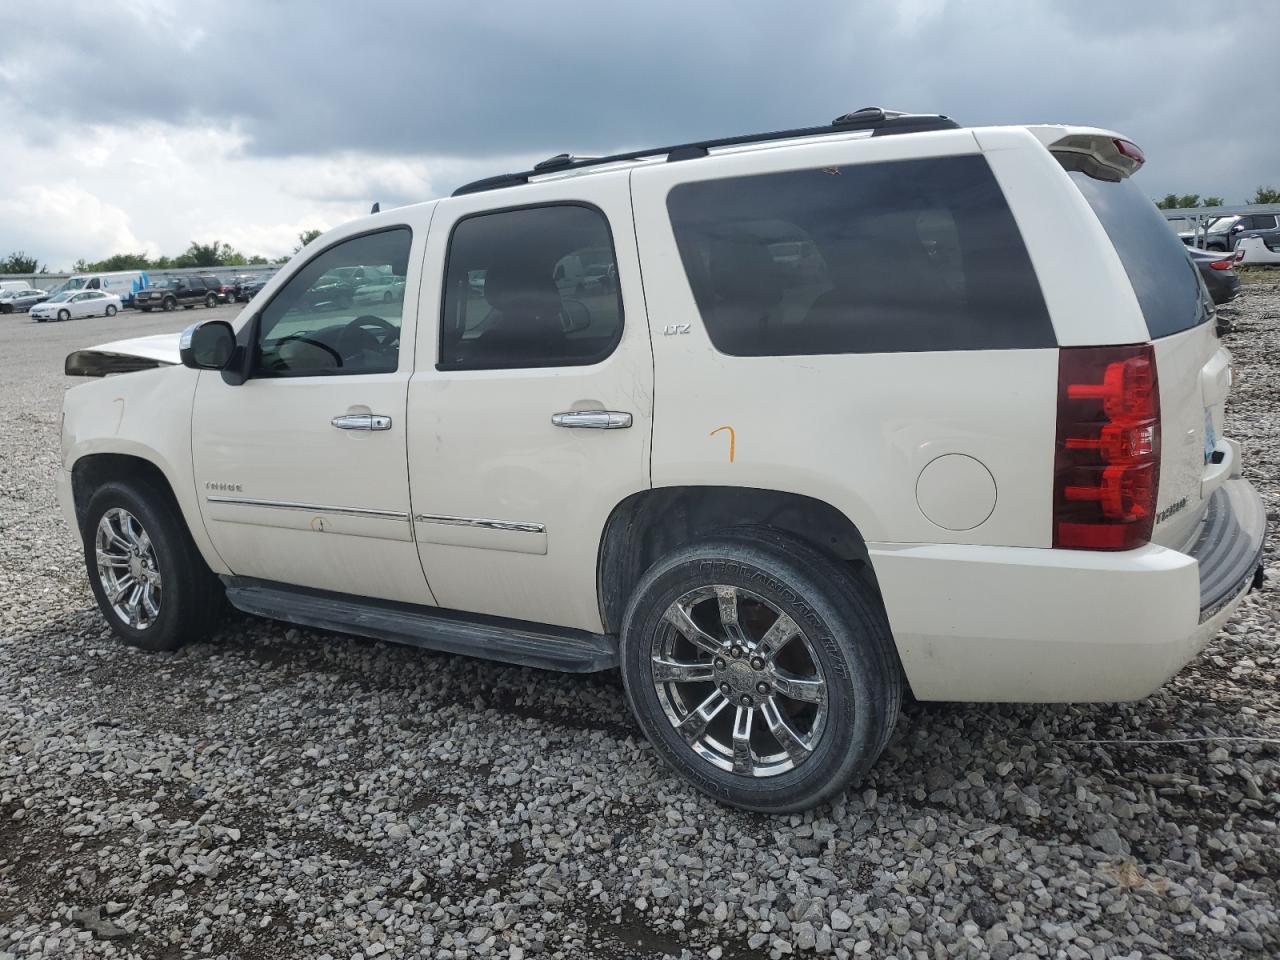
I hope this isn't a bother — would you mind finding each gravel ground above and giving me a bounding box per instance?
[0,293,1277,960]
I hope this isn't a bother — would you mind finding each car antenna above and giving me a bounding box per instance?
[370,201,380,214]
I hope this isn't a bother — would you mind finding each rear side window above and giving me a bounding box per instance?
[440,204,623,370]
[1068,171,1208,339]
[666,155,1053,356]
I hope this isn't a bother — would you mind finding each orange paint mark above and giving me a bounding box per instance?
[709,425,735,463]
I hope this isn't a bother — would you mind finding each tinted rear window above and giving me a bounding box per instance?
[666,154,1054,356]
[1068,171,1208,339]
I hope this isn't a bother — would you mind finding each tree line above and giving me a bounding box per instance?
[2,230,324,275]
[1156,186,1280,210]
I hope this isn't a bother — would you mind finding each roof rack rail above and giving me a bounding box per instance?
[452,107,958,196]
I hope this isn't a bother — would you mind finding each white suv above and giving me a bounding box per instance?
[57,109,1266,812]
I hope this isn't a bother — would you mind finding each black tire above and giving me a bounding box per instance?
[162,298,176,312]
[57,309,70,322]
[105,304,117,317]
[82,479,223,652]
[1207,243,1227,252]
[142,306,153,313]
[205,293,217,308]
[0,304,10,314]
[620,529,900,813]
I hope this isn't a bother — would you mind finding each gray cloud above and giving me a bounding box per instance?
[2,0,1278,202]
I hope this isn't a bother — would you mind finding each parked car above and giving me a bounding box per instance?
[133,275,222,312]
[31,290,121,322]
[212,277,239,305]
[0,287,49,313]
[1188,248,1240,306]
[1235,235,1280,266]
[1181,213,1280,251]
[352,273,406,304]
[296,271,357,310]
[56,110,1264,812]
[232,275,270,302]
[0,280,34,295]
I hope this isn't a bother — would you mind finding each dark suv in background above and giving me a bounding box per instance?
[1186,213,1280,251]
[134,276,222,311]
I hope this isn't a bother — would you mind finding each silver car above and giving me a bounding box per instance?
[0,288,49,314]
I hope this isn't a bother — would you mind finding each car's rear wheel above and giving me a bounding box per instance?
[620,529,901,813]
[205,293,217,308]
[57,309,70,322]
[105,304,117,317]
[83,480,223,652]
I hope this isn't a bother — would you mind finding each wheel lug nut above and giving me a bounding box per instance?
[719,683,732,695]
[739,694,752,706]
[756,682,770,695]
[750,657,764,671]
[714,658,726,670]
[730,646,743,659]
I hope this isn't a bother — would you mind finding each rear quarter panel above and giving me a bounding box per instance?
[631,130,1060,547]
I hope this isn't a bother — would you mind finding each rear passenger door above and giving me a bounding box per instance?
[407,172,653,632]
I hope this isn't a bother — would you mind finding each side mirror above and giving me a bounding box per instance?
[180,320,235,370]
[1231,224,1245,232]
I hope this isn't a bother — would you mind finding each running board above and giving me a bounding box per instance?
[221,577,618,673]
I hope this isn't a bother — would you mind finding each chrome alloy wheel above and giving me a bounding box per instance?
[651,585,828,778]
[95,508,162,630]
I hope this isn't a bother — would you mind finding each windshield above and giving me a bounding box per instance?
[1069,171,1209,339]
[1206,216,1239,234]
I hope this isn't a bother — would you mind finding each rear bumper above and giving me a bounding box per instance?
[870,478,1265,702]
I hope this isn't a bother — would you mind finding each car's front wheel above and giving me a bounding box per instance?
[162,298,176,311]
[57,309,70,322]
[83,480,223,652]
[620,530,901,813]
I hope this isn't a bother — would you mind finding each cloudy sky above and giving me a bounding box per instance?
[1,0,1277,270]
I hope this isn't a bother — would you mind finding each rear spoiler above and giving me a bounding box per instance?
[1045,131,1145,182]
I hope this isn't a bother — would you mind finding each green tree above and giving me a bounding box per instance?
[3,251,42,273]
[1250,186,1280,205]
[293,229,323,253]
[173,240,232,268]
[73,252,154,272]
[1202,196,1224,207]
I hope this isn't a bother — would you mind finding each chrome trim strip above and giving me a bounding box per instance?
[206,496,408,521]
[413,513,546,534]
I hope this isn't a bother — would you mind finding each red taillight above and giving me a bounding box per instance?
[1112,138,1145,166]
[1209,259,1232,271]
[1054,345,1160,550]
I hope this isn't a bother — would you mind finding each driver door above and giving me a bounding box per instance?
[191,218,436,605]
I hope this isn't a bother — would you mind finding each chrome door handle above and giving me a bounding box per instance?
[331,414,392,431]
[551,410,633,429]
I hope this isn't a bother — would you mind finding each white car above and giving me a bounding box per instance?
[55,109,1265,812]
[1235,235,1280,265]
[31,290,122,322]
